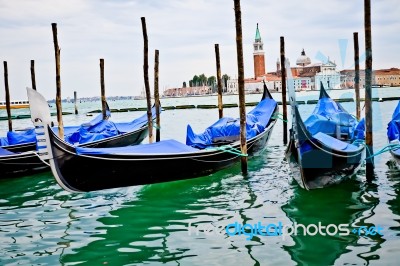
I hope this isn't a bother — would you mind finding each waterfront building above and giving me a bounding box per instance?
[341,69,366,89]
[314,60,341,90]
[162,24,398,98]
[374,68,400,87]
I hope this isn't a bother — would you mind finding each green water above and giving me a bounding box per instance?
[0,90,400,265]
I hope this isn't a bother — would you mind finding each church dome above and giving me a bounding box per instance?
[296,49,311,66]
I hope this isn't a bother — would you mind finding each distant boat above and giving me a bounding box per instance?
[0,100,29,109]
[372,84,390,88]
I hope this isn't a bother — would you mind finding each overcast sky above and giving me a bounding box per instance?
[0,0,398,100]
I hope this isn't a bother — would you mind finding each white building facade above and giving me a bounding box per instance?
[315,61,341,90]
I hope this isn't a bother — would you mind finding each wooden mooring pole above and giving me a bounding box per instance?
[30,60,37,91]
[100,58,107,120]
[364,0,374,177]
[3,61,12,131]
[154,49,161,142]
[51,23,64,139]
[74,91,78,115]
[141,17,153,144]
[280,36,288,145]
[353,32,361,120]
[234,0,248,174]
[215,44,223,119]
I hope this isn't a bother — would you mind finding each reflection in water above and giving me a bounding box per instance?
[0,172,70,265]
[282,171,382,265]
[59,146,295,265]
[387,160,400,224]
[1,96,400,264]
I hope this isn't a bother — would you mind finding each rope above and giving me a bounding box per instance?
[206,145,248,157]
[364,143,400,160]
[272,113,288,123]
[33,151,51,166]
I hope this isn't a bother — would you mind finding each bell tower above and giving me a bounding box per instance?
[253,23,265,79]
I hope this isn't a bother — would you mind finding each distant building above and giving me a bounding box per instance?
[374,68,400,87]
[253,23,266,79]
[341,69,367,88]
[315,60,341,90]
[162,23,399,98]
[163,86,212,97]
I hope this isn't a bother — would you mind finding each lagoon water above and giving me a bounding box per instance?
[0,88,400,265]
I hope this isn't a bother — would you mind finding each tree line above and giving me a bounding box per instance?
[183,73,231,89]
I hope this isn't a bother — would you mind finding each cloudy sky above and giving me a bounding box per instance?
[0,0,398,100]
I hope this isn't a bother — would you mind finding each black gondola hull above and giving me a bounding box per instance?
[390,150,400,165]
[0,123,148,178]
[2,141,37,153]
[49,120,276,192]
[0,152,48,178]
[286,138,364,189]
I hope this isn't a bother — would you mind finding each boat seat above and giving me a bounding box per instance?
[312,132,361,152]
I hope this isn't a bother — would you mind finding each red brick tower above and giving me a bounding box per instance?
[253,23,265,79]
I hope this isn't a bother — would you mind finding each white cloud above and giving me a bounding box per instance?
[0,0,398,100]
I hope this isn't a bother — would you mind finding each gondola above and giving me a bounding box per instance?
[0,102,157,178]
[27,84,278,192]
[0,147,48,177]
[387,101,400,163]
[0,129,37,153]
[53,105,155,149]
[285,83,365,189]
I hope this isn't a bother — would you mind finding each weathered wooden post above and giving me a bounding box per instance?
[215,44,223,119]
[74,91,78,115]
[141,17,153,143]
[154,49,161,142]
[100,58,107,120]
[233,0,248,174]
[3,61,12,131]
[364,0,374,177]
[30,60,37,91]
[280,36,288,145]
[51,23,64,139]
[353,32,361,120]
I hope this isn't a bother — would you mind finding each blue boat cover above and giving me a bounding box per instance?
[387,101,400,142]
[62,106,157,145]
[304,96,363,140]
[0,146,16,156]
[186,98,277,148]
[76,139,198,155]
[0,128,36,147]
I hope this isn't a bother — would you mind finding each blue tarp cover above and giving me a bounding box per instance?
[387,101,400,142]
[304,97,364,140]
[76,139,198,155]
[0,129,36,147]
[0,147,16,156]
[186,98,277,149]
[61,107,157,145]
